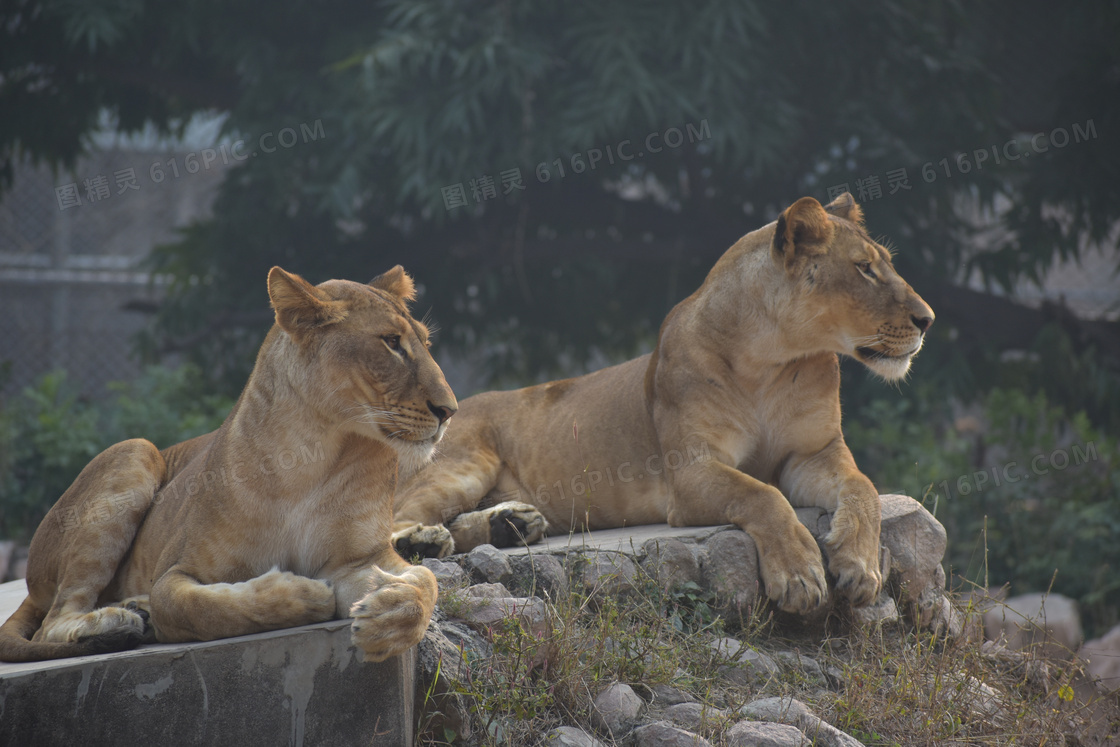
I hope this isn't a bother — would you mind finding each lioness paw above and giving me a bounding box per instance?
[758,525,829,614]
[249,568,336,625]
[449,501,548,550]
[824,505,883,608]
[350,581,435,662]
[825,534,882,608]
[393,524,454,560]
[487,501,549,546]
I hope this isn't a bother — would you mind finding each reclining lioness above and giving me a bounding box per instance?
[393,194,933,614]
[0,266,457,662]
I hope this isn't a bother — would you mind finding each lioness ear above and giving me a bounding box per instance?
[267,267,348,338]
[772,196,835,270]
[369,265,416,303]
[822,191,865,226]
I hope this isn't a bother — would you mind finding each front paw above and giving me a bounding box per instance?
[825,536,882,608]
[393,524,454,560]
[824,502,882,608]
[758,524,828,614]
[350,572,436,662]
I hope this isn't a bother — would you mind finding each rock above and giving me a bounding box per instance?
[540,725,608,747]
[851,594,900,626]
[631,720,713,746]
[580,552,639,598]
[465,582,511,599]
[795,507,831,540]
[1079,623,1120,689]
[739,696,816,725]
[663,702,726,731]
[963,677,1004,718]
[591,683,644,737]
[712,639,780,686]
[422,557,470,591]
[464,544,513,585]
[983,593,1082,659]
[772,651,828,686]
[415,619,490,743]
[649,684,697,706]
[710,636,746,659]
[457,595,549,640]
[640,538,702,591]
[701,530,760,621]
[740,696,865,747]
[509,553,569,600]
[878,494,948,627]
[726,720,811,747]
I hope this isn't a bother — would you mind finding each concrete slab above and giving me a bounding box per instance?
[501,523,735,556]
[0,581,414,746]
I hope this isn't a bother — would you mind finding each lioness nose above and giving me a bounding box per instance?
[428,402,456,424]
[911,315,934,334]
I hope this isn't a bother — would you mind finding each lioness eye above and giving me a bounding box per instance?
[857,261,876,279]
[383,334,402,350]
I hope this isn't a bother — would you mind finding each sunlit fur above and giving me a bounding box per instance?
[393,193,933,616]
[0,265,457,663]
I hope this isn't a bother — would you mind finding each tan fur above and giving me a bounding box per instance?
[393,194,933,614]
[0,266,457,662]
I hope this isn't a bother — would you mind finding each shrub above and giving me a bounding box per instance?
[845,388,1119,637]
[0,366,232,540]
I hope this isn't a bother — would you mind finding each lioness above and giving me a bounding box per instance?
[0,266,457,662]
[393,193,933,614]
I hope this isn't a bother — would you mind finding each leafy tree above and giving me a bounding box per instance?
[2,0,1118,421]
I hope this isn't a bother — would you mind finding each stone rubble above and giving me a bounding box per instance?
[415,495,958,744]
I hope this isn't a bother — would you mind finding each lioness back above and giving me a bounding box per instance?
[393,193,932,616]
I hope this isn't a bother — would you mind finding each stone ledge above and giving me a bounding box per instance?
[0,581,413,746]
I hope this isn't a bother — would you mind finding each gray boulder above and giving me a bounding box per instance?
[740,696,865,747]
[663,701,727,731]
[464,543,514,585]
[510,553,569,600]
[580,552,639,598]
[984,592,1082,659]
[1079,623,1120,689]
[700,530,760,621]
[539,725,608,747]
[726,720,811,747]
[591,683,644,737]
[631,720,713,746]
[641,538,702,592]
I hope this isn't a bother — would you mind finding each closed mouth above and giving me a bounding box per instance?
[856,346,917,362]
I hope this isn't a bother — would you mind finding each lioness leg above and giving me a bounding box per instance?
[780,439,882,606]
[446,501,549,553]
[666,452,828,615]
[392,444,504,558]
[148,567,336,642]
[29,439,164,652]
[348,549,438,662]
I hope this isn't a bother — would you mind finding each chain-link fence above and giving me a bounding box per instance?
[0,149,228,402]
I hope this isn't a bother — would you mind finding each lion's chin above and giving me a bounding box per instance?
[855,343,920,381]
[393,440,438,481]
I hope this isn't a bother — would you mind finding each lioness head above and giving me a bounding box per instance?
[266,266,458,472]
[771,193,934,380]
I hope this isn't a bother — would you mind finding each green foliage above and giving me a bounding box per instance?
[6,0,1117,405]
[0,366,231,540]
[0,372,102,539]
[846,388,1120,637]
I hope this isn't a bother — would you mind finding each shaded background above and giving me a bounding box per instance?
[1,0,1117,634]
